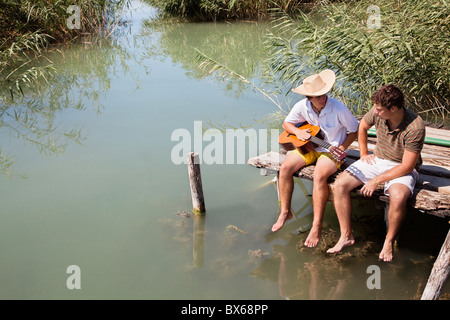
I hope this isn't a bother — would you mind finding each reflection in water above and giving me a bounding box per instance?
[140,19,277,100]
[0,31,149,177]
[140,18,298,132]
[273,238,350,300]
[165,174,448,299]
[193,214,206,267]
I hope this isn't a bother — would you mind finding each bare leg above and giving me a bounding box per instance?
[327,171,362,253]
[304,157,338,247]
[379,183,410,262]
[272,152,305,232]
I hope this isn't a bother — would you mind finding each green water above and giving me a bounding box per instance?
[0,1,448,300]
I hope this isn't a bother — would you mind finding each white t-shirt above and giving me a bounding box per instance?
[284,97,359,153]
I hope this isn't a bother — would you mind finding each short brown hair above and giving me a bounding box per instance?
[371,84,405,110]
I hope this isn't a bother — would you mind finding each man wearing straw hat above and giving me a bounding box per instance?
[273,70,359,248]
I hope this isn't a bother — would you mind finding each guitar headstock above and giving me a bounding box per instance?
[329,146,347,161]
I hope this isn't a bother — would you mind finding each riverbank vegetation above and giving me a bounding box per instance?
[267,0,449,119]
[144,0,320,21]
[0,0,130,176]
[0,0,130,102]
[195,0,449,121]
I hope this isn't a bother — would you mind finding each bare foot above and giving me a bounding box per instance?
[272,211,293,232]
[379,239,394,262]
[304,225,321,247]
[327,236,355,253]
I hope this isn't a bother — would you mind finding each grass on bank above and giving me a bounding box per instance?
[0,0,130,176]
[0,0,130,102]
[143,0,322,21]
[266,0,449,119]
[195,0,449,122]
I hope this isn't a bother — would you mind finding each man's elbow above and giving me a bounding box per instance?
[399,162,417,175]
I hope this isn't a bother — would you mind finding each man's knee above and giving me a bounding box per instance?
[333,172,357,195]
[313,159,337,183]
[279,162,295,177]
[333,177,346,195]
[388,188,409,207]
[280,157,304,177]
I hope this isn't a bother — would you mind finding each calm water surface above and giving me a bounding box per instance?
[0,1,448,299]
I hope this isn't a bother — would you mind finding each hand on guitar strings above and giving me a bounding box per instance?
[329,146,347,164]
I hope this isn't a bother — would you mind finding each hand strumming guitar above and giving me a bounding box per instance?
[294,128,311,141]
[279,122,348,162]
[294,128,315,153]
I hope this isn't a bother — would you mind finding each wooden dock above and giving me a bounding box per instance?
[248,125,450,299]
[249,127,450,218]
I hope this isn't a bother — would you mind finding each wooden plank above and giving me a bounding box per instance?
[421,228,450,300]
[247,151,286,172]
[248,152,450,217]
[409,189,450,218]
[417,174,450,194]
[425,127,450,141]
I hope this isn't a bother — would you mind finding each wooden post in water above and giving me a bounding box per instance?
[421,228,450,300]
[187,152,206,215]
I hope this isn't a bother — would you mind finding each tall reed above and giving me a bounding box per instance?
[0,0,130,174]
[0,0,130,102]
[267,0,449,119]
[144,0,314,21]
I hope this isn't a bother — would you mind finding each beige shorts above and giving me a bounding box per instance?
[345,156,418,196]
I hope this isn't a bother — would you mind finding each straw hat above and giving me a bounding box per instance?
[292,70,336,97]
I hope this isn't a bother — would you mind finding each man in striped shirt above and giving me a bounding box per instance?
[328,84,425,262]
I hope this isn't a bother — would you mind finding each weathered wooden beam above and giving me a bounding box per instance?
[248,152,450,218]
[421,228,450,300]
[417,174,450,195]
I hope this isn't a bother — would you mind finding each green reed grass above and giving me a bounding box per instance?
[0,0,130,102]
[144,0,313,21]
[0,0,130,176]
[267,0,449,118]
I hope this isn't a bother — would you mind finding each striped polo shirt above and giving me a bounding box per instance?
[363,106,425,170]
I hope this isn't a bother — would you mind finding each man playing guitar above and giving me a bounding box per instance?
[272,70,359,250]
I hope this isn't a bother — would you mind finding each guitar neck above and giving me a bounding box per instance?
[309,135,332,150]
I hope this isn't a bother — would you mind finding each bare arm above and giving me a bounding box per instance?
[339,130,358,151]
[358,118,372,158]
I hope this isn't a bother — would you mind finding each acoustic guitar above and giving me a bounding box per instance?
[278,122,347,162]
